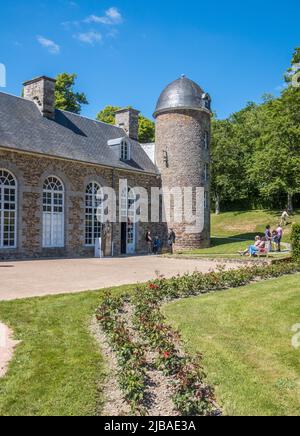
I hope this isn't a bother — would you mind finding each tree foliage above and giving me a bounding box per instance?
[55,73,88,114]
[211,47,300,212]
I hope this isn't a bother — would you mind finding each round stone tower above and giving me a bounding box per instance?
[154,75,211,250]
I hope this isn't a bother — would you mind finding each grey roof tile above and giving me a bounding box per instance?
[0,92,158,174]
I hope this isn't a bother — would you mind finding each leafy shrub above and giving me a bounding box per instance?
[291,224,300,261]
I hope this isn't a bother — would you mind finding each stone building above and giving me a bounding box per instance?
[0,75,211,260]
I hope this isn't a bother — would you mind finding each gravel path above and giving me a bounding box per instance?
[92,301,179,416]
[0,323,20,378]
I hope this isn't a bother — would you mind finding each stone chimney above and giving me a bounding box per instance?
[23,76,56,120]
[115,108,140,141]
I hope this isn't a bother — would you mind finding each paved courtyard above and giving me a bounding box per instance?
[0,256,234,301]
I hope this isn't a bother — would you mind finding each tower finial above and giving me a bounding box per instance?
[181,74,186,78]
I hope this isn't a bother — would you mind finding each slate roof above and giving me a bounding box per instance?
[0,92,158,174]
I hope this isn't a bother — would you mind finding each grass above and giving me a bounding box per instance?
[0,284,134,416]
[211,209,299,242]
[164,274,300,416]
[172,209,299,259]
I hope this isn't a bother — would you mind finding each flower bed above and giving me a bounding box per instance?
[96,260,300,416]
[132,285,218,416]
[96,293,147,414]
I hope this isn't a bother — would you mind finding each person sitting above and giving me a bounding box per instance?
[250,238,267,257]
[256,237,267,255]
[238,236,261,256]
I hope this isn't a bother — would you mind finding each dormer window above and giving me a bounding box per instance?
[120,140,130,161]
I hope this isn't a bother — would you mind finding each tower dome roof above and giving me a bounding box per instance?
[154,76,210,118]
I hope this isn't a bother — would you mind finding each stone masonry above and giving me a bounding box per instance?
[0,149,163,260]
[155,109,211,250]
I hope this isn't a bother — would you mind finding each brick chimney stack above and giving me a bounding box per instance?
[115,108,140,141]
[23,76,56,120]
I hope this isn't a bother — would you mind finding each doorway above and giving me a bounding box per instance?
[121,222,127,254]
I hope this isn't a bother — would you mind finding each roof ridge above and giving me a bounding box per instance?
[0,90,33,103]
[59,108,125,131]
[0,91,126,133]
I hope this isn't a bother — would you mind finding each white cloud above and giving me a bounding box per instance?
[74,31,102,45]
[85,7,123,25]
[37,36,60,54]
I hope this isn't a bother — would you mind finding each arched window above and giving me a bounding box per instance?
[85,182,103,246]
[121,186,136,254]
[0,170,17,248]
[42,176,64,248]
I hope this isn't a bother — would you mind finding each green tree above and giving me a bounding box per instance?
[249,50,300,211]
[96,105,121,125]
[55,73,88,114]
[96,106,155,143]
[211,117,250,214]
[138,115,155,143]
[284,47,300,85]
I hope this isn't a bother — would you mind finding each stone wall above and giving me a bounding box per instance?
[155,109,211,250]
[0,149,164,260]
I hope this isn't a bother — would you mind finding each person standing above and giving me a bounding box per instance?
[276,224,283,252]
[145,230,152,255]
[280,209,290,226]
[265,225,272,252]
[168,229,176,254]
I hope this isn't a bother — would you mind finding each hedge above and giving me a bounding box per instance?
[291,224,300,260]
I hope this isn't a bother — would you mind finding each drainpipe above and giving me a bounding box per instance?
[111,168,116,257]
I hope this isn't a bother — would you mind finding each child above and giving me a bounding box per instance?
[153,236,161,255]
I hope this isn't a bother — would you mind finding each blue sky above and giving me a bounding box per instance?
[0,0,299,120]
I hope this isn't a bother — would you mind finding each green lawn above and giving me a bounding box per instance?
[0,285,134,416]
[164,274,300,416]
[172,209,299,258]
[211,209,299,242]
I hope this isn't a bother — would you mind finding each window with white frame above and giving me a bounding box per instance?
[120,140,130,161]
[121,186,136,252]
[204,131,209,150]
[85,182,103,246]
[0,170,17,248]
[43,176,64,248]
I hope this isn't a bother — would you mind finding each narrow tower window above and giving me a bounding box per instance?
[204,131,209,150]
[204,191,209,209]
[204,163,209,182]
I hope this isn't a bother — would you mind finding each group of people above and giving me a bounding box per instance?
[239,224,284,257]
[145,229,176,255]
[238,208,292,257]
